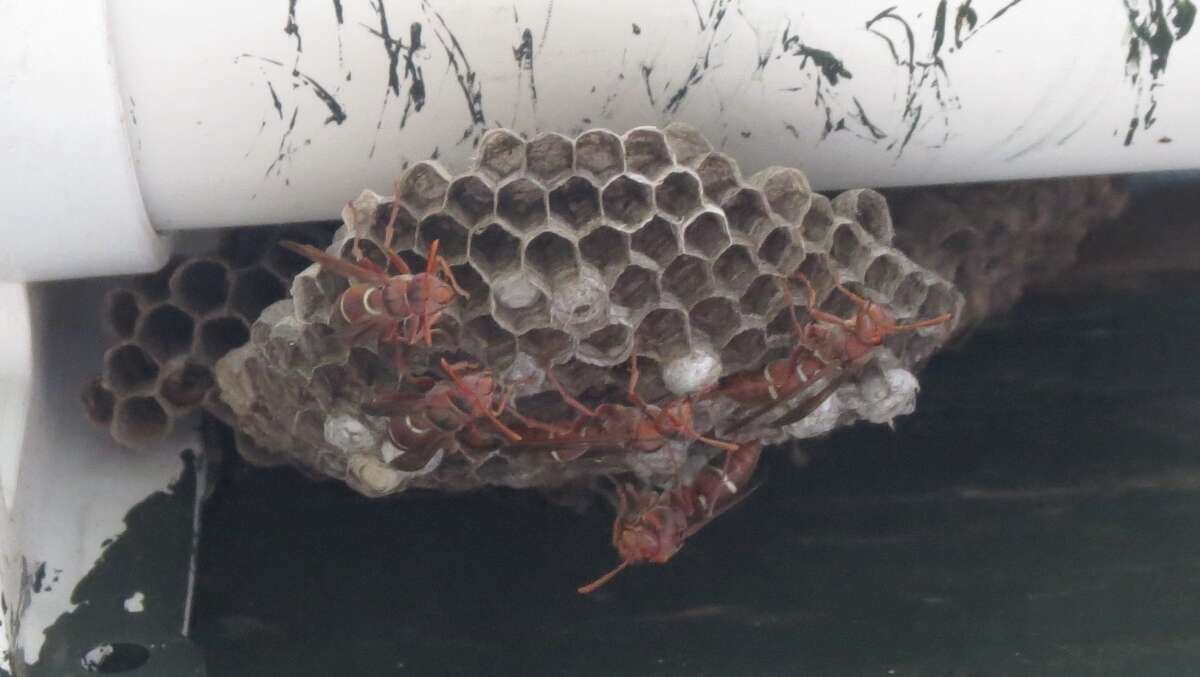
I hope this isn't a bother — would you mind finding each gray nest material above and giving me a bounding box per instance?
[215,124,962,497]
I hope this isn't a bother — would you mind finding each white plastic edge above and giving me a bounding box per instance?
[0,1,167,282]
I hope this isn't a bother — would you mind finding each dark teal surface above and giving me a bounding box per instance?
[30,279,1200,676]
[187,280,1200,676]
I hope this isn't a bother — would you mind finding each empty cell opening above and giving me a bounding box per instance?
[602,176,653,228]
[579,227,629,279]
[740,274,783,317]
[468,224,521,278]
[527,133,573,182]
[554,357,613,397]
[524,232,579,281]
[106,290,140,338]
[721,328,768,371]
[267,224,337,277]
[448,264,488,317]
[199,317,251,362]
[81,378,116,425]
[631,217,679,266]
[498,179,548,232]
[848,189,894,243]
[684,213,731,258]
[465,315,517,367]
[610,266,659,310]
[369,202,419,249]
[697,153,739,202]
[575,130,624,181]
[137,305,195,361]
[133,257,182,303]
[580,323,631,363]
[160,362,215,409]
[761,168,812,223]
[713,246,757,294]
[478,130,525,179]
[655,172,702,219]
[689,297,740,345]
[230,269,287,322]
[338,238,390,270]
[864,254,904,293]
[802,195,837,244]
[795,253,835,293]
[398,163,449,213]
[293,408,326,446]
[921,282,957,320]
[218,229,277,269]
[723,189,770,239]
[623,128,671,179]
[418,214,470,263]
[661,255,713,306]
[663,122,711,165]
[549,177,600,231]
[627,355,671,404]
[520,327,573,361]
[636,308,689,357]
[447,176,496,225]
[172,260,229,315]
[113,397,169,447]
[758,228,793,267]
[830,225,866,267]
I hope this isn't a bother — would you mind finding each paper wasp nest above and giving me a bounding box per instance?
[887,177,1128,331]
[215,125,963,496]
[82,225,336,448]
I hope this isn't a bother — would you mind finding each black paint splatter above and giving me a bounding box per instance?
[128,97,137,126]
[640,64,656,107]
[267,81,283,119]
[1123,0,1195,145]
[423,0,486,142]
[778,21,873,144]
[284,0,302,62]
[513,27,538,107]
[332,0,344,24]
[664,0,732,113]
[852,97,886,140]
[784,122,800,138]
[239,54,347,126]
[365,0,426,133]
[632,23,642,35]
[265,106,300,177]
[31,563,46,594]
[291,69,347,125]
[866,5,953,155]
[539,0,554,49]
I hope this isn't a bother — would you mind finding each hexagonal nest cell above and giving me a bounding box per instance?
[84,223,338,449]
[211,124,967,499]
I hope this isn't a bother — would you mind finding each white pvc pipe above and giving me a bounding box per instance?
[4,0,1200,280]
[0,2,168,282]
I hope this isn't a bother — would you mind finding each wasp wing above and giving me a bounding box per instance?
[279,241,391,283]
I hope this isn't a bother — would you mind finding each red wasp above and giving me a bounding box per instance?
[370,358,573,459]
[725,266,953,431]
[280,238,468,346]
[506,353,740,463]
[577,441,763,594]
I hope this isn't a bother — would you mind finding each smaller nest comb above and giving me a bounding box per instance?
[215,124,962,498]
[82,224,336,448]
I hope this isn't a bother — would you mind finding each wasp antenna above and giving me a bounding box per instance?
[577,560,630,595]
